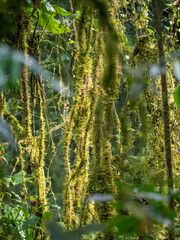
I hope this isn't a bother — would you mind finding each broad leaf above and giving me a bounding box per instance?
[39,11,70,34]
[54,6,73,16]
[173,85,180,108]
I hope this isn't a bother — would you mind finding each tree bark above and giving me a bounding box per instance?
[152,0,174,239]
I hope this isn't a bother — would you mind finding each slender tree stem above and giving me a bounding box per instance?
[152,0,174,239]
[69,0,78,42]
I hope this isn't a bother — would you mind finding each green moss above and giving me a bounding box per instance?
[63,7,94,229]
[0,91,6,115]
[35,85,48,215]
[132,35,157,65]
[18,9,32,142]
[19,144,27,194]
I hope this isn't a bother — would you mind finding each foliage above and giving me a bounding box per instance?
[0,0,180,240]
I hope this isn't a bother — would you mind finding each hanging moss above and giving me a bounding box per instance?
[17,6,32,143]
[63,6,94,229]
[79,30,104,226]
[0,91,6,116]
[35,84,48,214]
[63,123,77,229]
[63,1,123,230]
[88,93,115,239]
[15,6,50,238]
[79,2,123,239]
[18,144,27,194]
[87,93,104,200]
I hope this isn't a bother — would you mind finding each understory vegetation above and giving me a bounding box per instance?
[0,0,180,239]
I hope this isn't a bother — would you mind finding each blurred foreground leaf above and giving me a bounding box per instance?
[47,222,106,240]
[0,116,16,150]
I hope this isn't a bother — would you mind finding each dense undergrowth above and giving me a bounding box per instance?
[0,0,180,239]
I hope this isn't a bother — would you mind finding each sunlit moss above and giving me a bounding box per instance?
[18,9,32,142]
[35,84,48,214]
[63,6,93,229]
[18,144,27,194]
[0,91,6,116]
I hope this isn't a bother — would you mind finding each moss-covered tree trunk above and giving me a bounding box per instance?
[17,2,49,239]
[152,0,175,239]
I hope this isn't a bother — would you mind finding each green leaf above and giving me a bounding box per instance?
[150,159,157,165]
[39,11,70,34]
[0,145,4,152]
[40,0,55,14]
[147,28,154,35]
[42,211,52,223]
[17,105,23,109]
[21,207,29,218]
[39,222,47,232]
[112,216,142,235]
[114,134,121,139]
[47,222,105,240]
[25,6,35,15]
[22,215,40,230]
[121,31,128,45]
[49,204,61,209]
[11,171,24,186]
[41,39,67,53]
[2,156,8,164]
[44,1,55,13]
[74,10,81,18]
[11,191,21,201]
[25,174,35,183]
[36,203,61,209]
[173,85,180,108]
[53,6,73,16]
[69,39,75,44]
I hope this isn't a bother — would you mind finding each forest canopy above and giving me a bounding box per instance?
[0,0,180,239]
